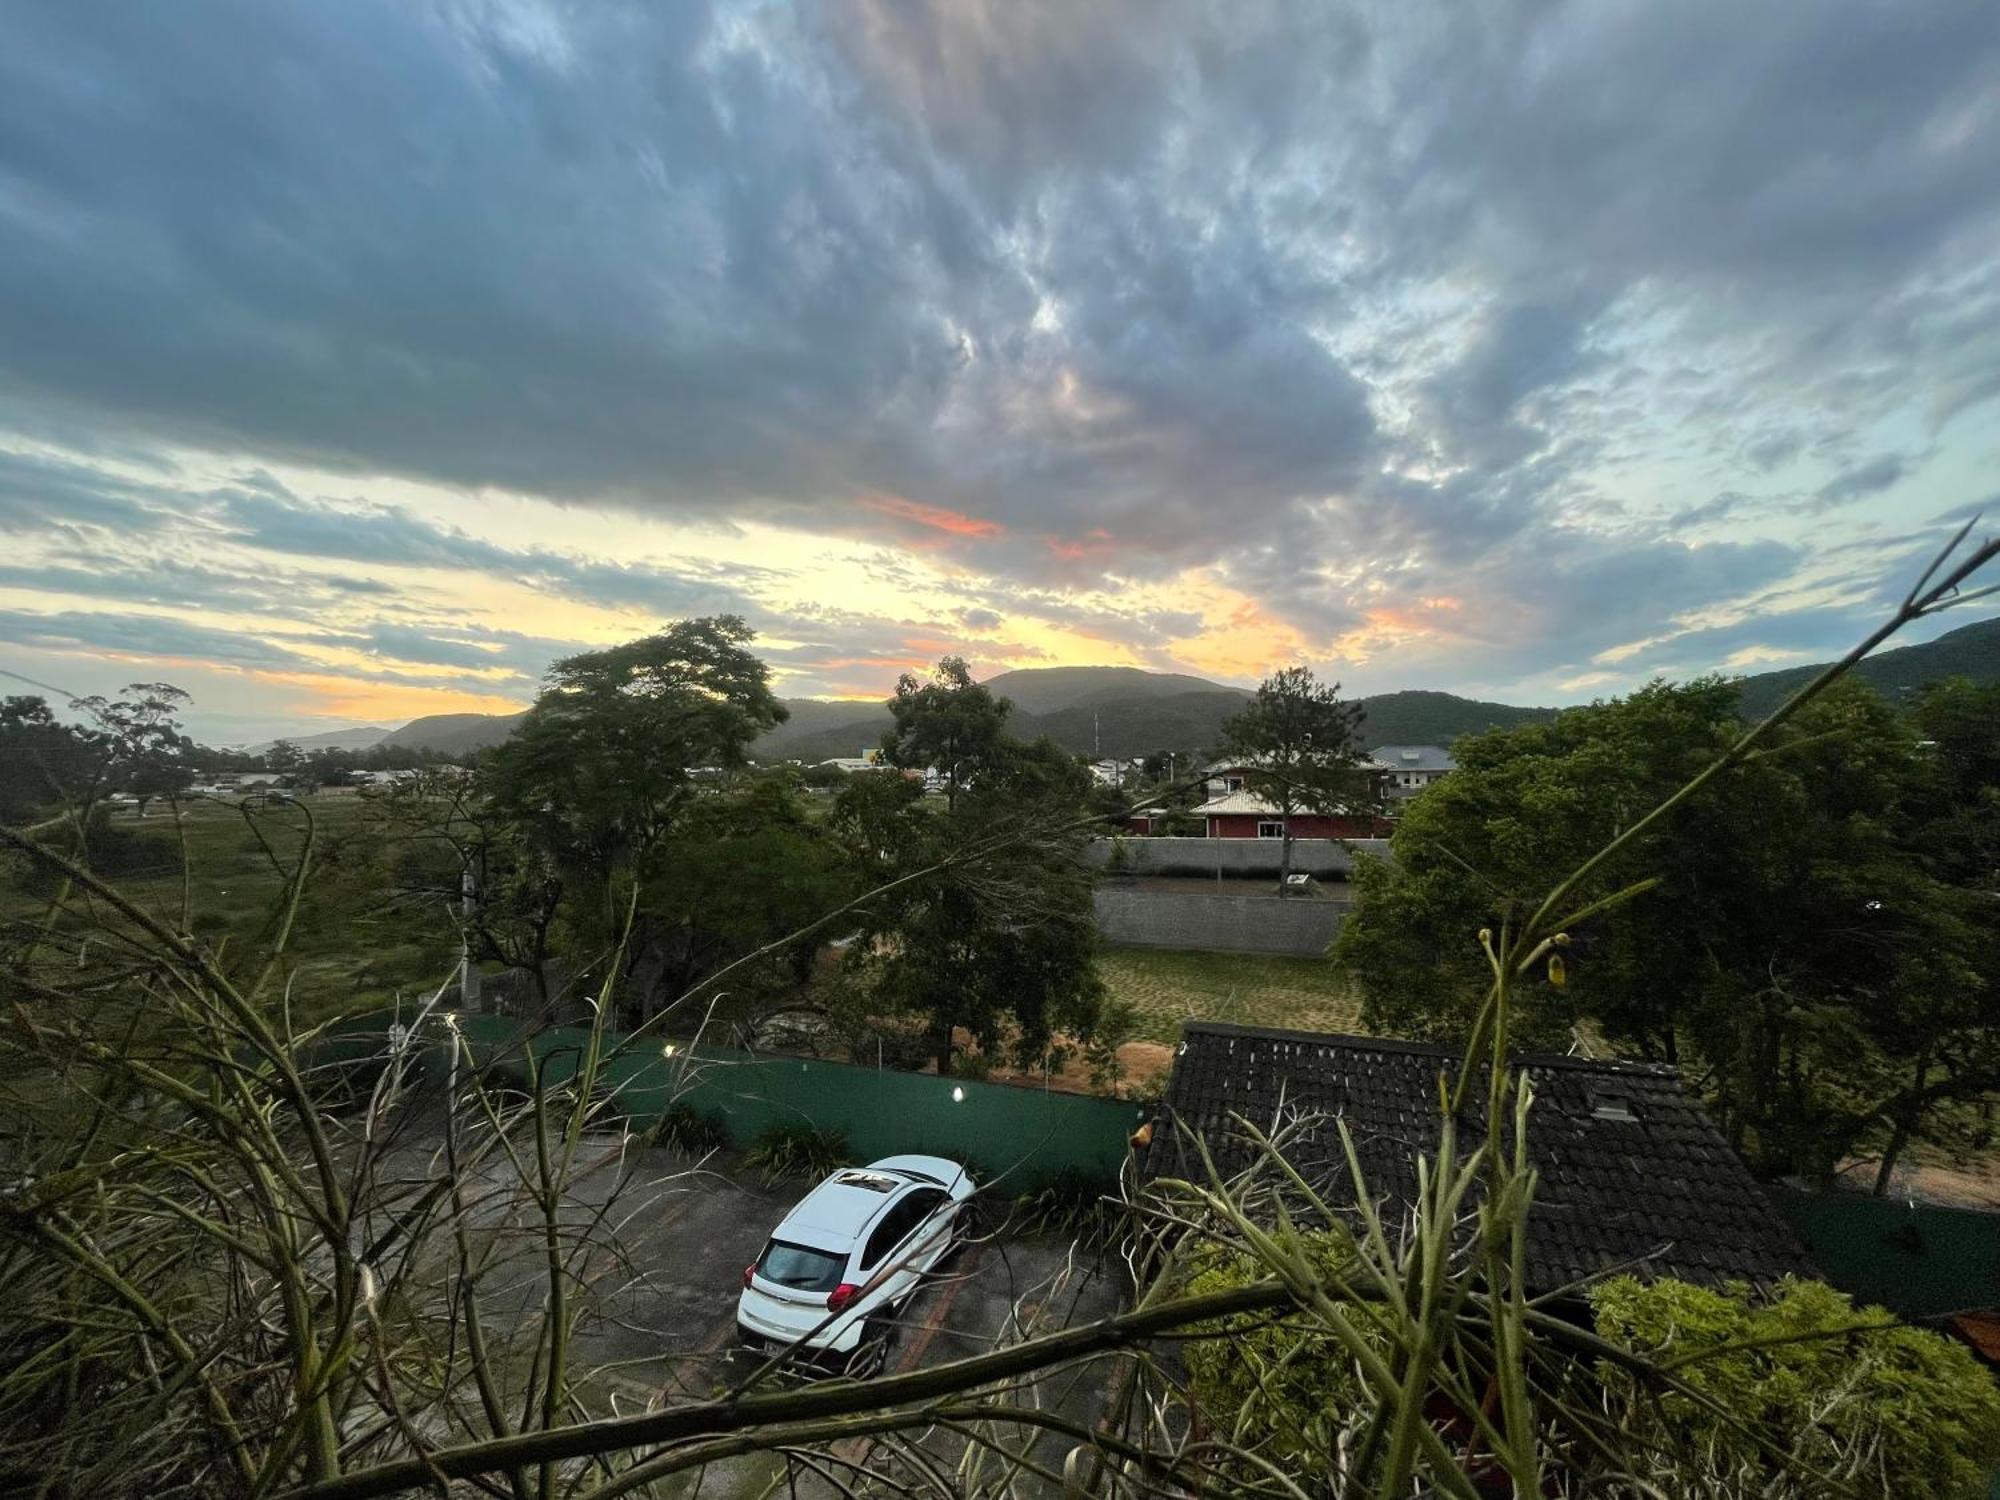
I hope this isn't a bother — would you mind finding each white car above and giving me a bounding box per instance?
[737,1155,975,1371]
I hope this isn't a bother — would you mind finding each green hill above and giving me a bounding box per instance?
[1734,614,2000,719]
[746,669,1557,763]
[377,711,527,756]
[1354,690,1556,746]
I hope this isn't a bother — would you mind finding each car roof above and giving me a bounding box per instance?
[779,1169,915,1244]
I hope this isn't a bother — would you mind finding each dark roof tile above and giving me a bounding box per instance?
[1141,1021,1816,1293]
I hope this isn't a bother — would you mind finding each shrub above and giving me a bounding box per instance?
[1179,1229,1374,1468]
[649,1101,730,1157]
[1590,1274,2000,1500]
[1011,1166,1125,1245]
[743,1121,850,1184]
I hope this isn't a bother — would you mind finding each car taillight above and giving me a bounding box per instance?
[742,1264,756,1288]
[826,1282,860,1314]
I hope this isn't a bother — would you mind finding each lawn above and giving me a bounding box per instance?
[1099,946,1364,1044]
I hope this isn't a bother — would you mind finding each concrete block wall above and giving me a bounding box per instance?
[1085,835,1392,878]
[1093,884,1346,956]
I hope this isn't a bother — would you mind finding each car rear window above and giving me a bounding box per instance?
[756,1239,846,1291]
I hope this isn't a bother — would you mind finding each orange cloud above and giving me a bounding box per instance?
[861,494,1001,539]
[1048,528,1114,561]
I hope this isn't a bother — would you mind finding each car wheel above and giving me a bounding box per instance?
[847,1315,893,1378]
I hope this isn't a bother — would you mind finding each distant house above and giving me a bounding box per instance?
[1089,757,1141,789]
[1369,743,1456,800]
[1192,758,1392,839]
[1142,1022,1815,1294]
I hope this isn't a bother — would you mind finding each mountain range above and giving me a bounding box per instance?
[257,613,1999,761]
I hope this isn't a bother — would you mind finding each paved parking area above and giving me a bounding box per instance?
[377,1118,1131,1493]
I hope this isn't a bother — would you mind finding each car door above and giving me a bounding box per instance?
[858,1188,946,1309]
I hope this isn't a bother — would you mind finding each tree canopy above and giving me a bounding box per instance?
[1220,665,1371,888]
[845,661,1109,1074]
[1333,676,1998,1181]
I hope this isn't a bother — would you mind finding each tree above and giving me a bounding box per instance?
[1333,677,1998,1180]
[480,617,787,1018]
[842,688,1106,1073]
[1219,666,1371,892]
[0,696,98,826]
[878,656,1010,813]
[71,683,194,817]
[486,616,786,887]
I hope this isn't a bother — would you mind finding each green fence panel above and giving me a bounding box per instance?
[377,1011,1148,1194]
[1775,1188,2000,1320]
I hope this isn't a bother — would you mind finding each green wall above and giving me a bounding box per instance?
[1776,1187,2000,1320]
[352,1011,1150,1193]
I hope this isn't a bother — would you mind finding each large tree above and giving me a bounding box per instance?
[1219,665,1371,891]
[487,617,785,884]
[1333,677,1997,1182]
[844,664,1106,1074]
[878,656,1010,812]
[71,683,196,817]
[480,617,787,1016]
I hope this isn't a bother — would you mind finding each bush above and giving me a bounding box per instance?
[743,1121,850,1184]
[1590,1275,2000,1499]
[1179,1229,1374,1467]
[1012,1167,1125,1245]
[649,1101,730,1157]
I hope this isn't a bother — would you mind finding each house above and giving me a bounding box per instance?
[1189,790,1392,839]
[1190,757,1392,839]
[1141,1022,1815,1292]
[1089,758,1142,789]
[1369,743,1456,799]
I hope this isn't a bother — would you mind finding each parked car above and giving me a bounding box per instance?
[736,1154,975,1372]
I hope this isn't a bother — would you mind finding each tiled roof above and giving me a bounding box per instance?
[1142,1021,1815,1293]
[1191,791,1378,817]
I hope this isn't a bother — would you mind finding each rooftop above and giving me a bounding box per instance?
[1367,744,1457,773]
[1141,1021,1815,1293]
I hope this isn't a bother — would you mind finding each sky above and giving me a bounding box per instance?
[1,1,1997,744]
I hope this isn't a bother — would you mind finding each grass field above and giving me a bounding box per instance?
[1,795,457,1027]
[1098,946,1363,1044]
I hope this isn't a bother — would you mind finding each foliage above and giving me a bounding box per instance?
[649,1100,731,1156]
[839,658,1109,1073]
[71,683,197,815]
[1220,665,1372,888]
[0,696,100,825]
[486,615,786,885]
[1180,1229,1380,1467]
[1010,1166,1127,1245]
[1334,676,1999,1178]
[1591,1275,2000,1499]
[878,655,1011,812]
[743,1120,851,1183]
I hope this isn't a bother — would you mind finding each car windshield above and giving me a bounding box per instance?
[756,1239,846,1291]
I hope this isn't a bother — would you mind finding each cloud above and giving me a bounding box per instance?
[1813,453,1909,509]
[0,0,1997,720]
[0,607,318,671]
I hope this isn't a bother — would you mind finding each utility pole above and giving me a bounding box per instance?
[459,860,483,1013]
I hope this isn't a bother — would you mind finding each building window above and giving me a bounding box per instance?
[1257,821,1284,838]
[1225,776,1246,792]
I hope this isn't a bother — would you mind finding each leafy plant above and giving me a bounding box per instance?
[1012,1166,1125,1245]
[1591,1275,2000,1499]
[648,1100,731,1156]
[743,1120,851,1183]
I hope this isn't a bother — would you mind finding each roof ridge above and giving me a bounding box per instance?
[1177,1020,1678,1076]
